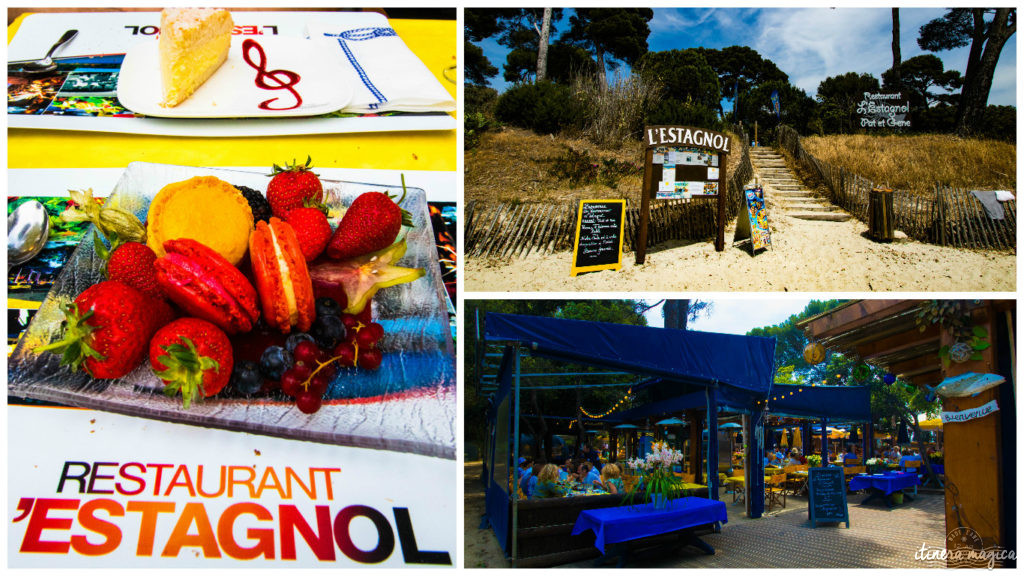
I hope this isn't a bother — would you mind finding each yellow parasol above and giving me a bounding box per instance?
[792,427,802,448]
[780,428,789,447]
[918,418,943,431]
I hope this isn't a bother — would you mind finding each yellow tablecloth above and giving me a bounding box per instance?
[7,14,456,172]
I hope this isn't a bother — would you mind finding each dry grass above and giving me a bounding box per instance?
[465,126,741,204]
[570,71,662,148]
[802,134,1016,195]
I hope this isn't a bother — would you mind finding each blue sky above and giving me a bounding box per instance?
[477,8,1016,106]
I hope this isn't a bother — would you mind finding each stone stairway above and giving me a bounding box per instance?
[749,147,851,222]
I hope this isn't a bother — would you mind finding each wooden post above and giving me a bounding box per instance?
[636,148,653,264]
[716,150,728,252]
[687,409,701,484]
[941,304,1004,564]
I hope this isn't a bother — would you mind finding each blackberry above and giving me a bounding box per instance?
[235,185,272,224]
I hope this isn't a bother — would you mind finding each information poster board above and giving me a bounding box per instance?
[650,146,719,199]
[808,467,850,528]
[734,185,771,254]
[571,199,625,276]
[637,125,730,263]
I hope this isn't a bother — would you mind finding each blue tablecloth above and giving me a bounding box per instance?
[849,472,921,495]
[571,497,728,554]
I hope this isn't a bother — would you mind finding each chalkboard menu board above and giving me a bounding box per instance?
[808,467,850,528]
[571,199,625,276]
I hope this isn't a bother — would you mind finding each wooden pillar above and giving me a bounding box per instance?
[715,151,728,252]
[687,410,702,483]
[636,148,653,264]
[707,392,720,501]
[942,304,1005,563]
[747,411,765,518]
[821,418,828,462]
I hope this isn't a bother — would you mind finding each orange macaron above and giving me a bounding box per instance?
[249,217,316,334]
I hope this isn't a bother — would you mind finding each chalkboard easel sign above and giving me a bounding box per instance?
[571,199,625,276]
[808,467,850,528]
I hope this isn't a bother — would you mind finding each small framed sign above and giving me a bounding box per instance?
[571,199,625,276]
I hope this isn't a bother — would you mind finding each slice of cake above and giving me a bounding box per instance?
[159,8,233,107]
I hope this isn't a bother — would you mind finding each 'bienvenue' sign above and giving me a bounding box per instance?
[942,400,999,424]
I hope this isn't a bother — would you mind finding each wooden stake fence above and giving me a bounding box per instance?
[465,126,755,259]
[776,125,1015,251]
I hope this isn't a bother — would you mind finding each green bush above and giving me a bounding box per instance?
[494,81,581,135]
[645,98,722,131]
[465,111,493,150]
[980,105,1016,142]
[465,84,498,117]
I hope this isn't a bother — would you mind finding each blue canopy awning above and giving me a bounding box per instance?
[484,313,776,395]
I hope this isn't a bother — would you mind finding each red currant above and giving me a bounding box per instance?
[296,391,323,414]
[332,342,357,367]
[308,374,330,396]
[356,327,380,348]
[366,322,384,341]
[281,370,304,397]
[292,360,313,380]
[341,315,360,330]
[293,341,320,364]
[358,348,383,370]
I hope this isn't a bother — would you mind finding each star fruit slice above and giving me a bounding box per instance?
[308,239,424,315]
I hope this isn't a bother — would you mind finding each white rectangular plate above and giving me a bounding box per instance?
[117,36,353,118]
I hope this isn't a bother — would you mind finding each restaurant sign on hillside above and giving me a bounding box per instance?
[857,92,911,128]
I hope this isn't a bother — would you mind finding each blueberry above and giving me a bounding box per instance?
[230,360,264,395]
[285,332,316,353]
[315,297,343,319]
[259,346,293,381]
[311,315,345,349]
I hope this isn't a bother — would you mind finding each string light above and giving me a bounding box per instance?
[580,388,633,419]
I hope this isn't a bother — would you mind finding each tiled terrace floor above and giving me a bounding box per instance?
[465,462,948,568]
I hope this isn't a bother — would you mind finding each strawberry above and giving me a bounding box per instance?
[326,187,413,260]
[107,242,165,300]
[34,281,161,379]
[266,156,323,218]
[149,318,233,408]
[285,206,332,262]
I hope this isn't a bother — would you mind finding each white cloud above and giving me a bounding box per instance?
[644,299,811,335]
[751,8,898,96]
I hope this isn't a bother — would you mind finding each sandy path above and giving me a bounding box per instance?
[466,202,1015,293]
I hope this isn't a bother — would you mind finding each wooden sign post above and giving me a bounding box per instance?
[637,125,730,264]
[807,467,850,528]
[571,199,625,276]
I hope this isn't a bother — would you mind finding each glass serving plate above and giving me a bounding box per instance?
[8,162,455,459]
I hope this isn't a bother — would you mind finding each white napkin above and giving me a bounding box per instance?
[307,20,455,114]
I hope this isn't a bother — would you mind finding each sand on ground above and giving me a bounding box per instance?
[466,205,1015,293]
